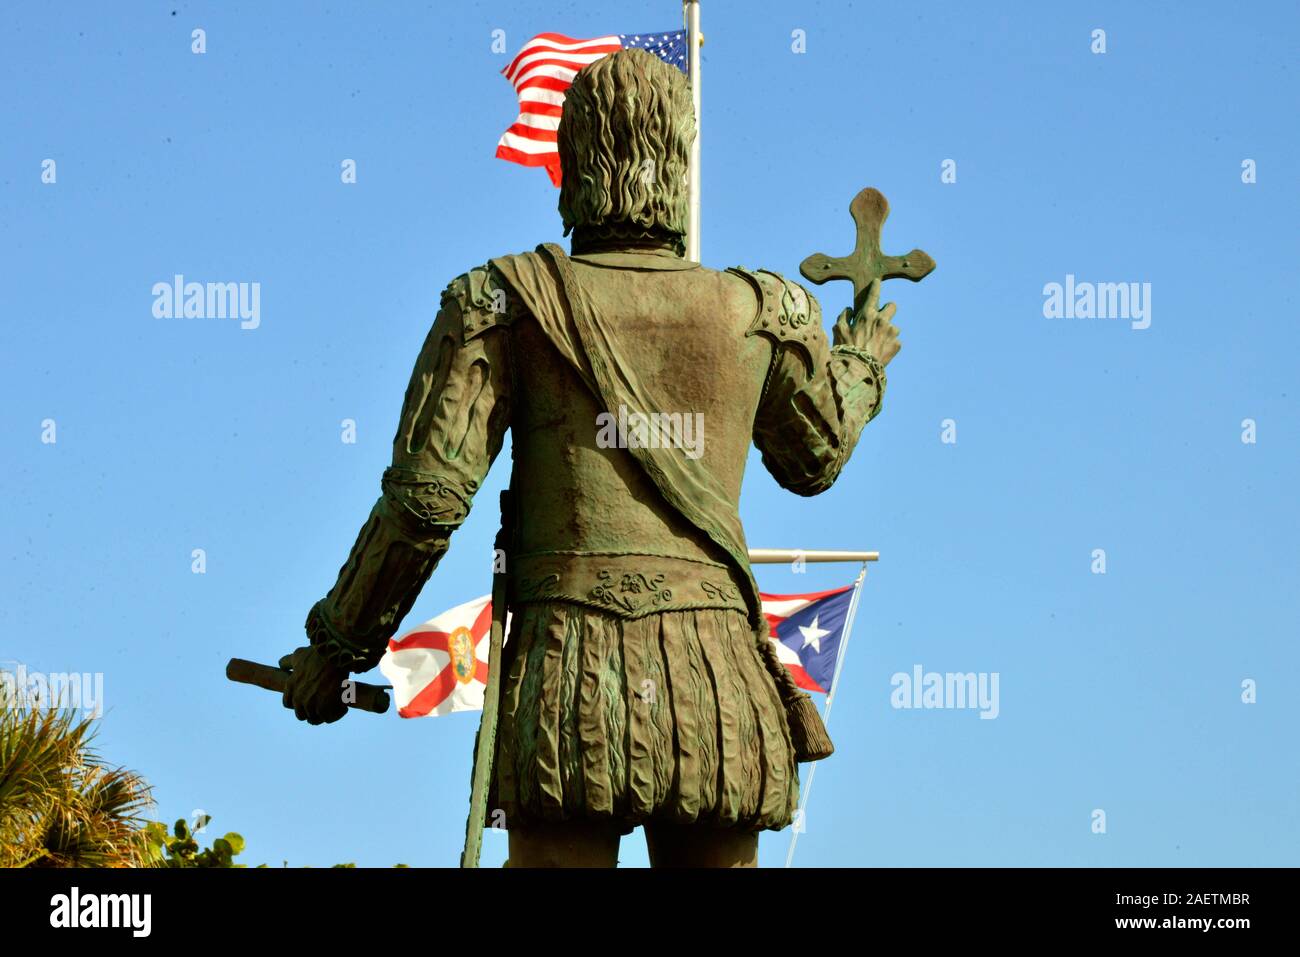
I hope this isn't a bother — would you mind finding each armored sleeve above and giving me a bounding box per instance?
[738,269,885,497]
[305,264,516,671]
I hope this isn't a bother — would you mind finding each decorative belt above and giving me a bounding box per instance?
[508,550,750,619]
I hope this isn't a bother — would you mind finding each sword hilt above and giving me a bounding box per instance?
[225,657,390,714]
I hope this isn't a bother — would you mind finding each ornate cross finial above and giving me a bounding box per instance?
[799,187,935,311]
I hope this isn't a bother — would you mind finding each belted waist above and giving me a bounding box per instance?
[508,550,750,619]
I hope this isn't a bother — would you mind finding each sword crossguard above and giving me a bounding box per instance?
[799,187,935,311]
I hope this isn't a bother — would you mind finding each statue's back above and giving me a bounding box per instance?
[508,249,770,605]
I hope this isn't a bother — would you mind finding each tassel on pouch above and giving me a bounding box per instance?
[756,628,834,762]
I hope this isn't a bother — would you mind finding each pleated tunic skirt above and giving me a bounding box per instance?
[491,602,800,834]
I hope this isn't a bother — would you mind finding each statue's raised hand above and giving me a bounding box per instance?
[279,645,350,725]
[833,278,900,367]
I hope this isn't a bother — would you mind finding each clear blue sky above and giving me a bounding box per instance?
[3,1,1296,867]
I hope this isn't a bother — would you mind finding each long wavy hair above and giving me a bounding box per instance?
[557,48,694,252]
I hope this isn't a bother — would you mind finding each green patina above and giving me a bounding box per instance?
[271,47,933,868]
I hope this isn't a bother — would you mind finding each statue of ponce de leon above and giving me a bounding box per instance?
[277,48,914,867]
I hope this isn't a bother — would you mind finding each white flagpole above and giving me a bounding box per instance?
[749,549,878,565]
[684,1,702,262]
[784,560,870,868]
[822,562,869,727]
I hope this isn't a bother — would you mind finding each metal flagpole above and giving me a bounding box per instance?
[684,0,702,262]
[783,559,871,868]
[749,549,878,565]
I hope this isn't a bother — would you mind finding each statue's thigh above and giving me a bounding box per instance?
[506,819,623,868]
[643,822,759,868]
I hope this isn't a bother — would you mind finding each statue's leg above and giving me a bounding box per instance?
[643,822,758,868]
[506,820,622,868]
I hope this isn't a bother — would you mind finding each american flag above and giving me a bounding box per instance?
[496,30,689,186]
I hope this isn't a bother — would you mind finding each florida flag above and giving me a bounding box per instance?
[761,586,857,694]
[379,595,507,718]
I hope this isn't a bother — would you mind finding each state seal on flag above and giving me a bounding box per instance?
[448,626,477,684]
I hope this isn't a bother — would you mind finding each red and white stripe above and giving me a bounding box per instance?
[495,33,623,186]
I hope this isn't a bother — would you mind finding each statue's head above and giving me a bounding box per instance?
[557,48,694,255]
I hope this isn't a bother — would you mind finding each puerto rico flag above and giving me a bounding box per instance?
[761,586,857,694]
[379,595,506,718]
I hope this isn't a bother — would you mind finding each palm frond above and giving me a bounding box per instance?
[0,685,153,868]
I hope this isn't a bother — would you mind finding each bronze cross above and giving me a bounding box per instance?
[799,187,935,311]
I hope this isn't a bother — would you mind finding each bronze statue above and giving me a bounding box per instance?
[275,48,930,867]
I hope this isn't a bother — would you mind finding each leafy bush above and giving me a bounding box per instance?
[139,816,249,868]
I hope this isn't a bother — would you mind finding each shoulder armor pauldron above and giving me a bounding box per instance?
[441,264,516,343]
[726,266,819,375]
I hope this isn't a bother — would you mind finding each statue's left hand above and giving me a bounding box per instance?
[833,278,900,367]
[279,645,351,725]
